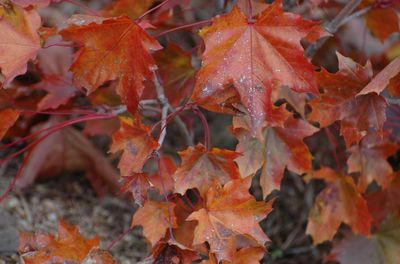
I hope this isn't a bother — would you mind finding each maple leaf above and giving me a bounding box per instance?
[173,144,241,196]
[0,108,19,140]
[367,174,400,225]
[0,1,41,86]
[347,132,398,191]
[132,200,178,247]
[357,56,400,95]
[187,177,272,262]
[327,214,400,264]
[18,220,116,263]
[121,173,151,206]
[151,242,199,264]
[60,15,162,114]
[16,117,120,195]
[306,167,372,244]
[365,7,399,43]
[233,116,318,197]
[192,0,320,133]
[150,156,176,195]
[82,249,117,264]
[34,36,77,110]
[111,116,158,176]
[204,246,265,264]
[309,53,388,146]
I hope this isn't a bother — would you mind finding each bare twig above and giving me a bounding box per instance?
[305,0,363,58]
[152,71,194,146]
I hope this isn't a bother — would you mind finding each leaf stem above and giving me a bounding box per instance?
[152,72,194,147]
[106,227,132,251]
[137,0,172,21]
[156,19,212,38]
[306,0,363,58]
[192,106,211,151]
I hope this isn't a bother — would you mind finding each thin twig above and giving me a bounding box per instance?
[305,0,363,58]
[152,72,194,146]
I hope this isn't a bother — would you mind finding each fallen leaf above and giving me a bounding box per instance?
[17,117,120,195]
[18,220,115,263]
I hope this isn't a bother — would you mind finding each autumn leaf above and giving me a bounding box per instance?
[0,108,19,140]
[60,15,162,114]
[358,56,400,95]
[16,117,120,195]
[111,116,158,176]
[233,116,318,197]
[306,167,372,244]
[34,36,77,110]
[187,177,272,262]
[347,132,398,191]
[82,249,117,264]
[151,242,199,264]
[150,156,176,195]
[0,1,41,86]
[365,7,399,43]
[367,175,400,225]
[132,200,177,247]
[224,247,265,264]
[121,173,151,206]
[18,220,115,263]
[309,53,388,146]
[192,0,320,133]
[173,144,240,196]
[327,214,400,264]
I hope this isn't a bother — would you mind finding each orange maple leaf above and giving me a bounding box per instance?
[111,116,158,176]
[0,1,41,86]
[347,132,398,191]
[192,0,320,133]
[0,108,19,140]
[60,15,162,114]
[188,177,272,262]
[18,220,116,263]
[132,200,178,247]
[173,144,241,196]
[309,54,389,146]
[233,116,318,197]
[306,167,372,244]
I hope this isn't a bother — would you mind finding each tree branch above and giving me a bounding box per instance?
[152,72,194,147]
[305,0,363,59]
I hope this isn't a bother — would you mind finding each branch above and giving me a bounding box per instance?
[305,0,363,58]
[152,72,194,147]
